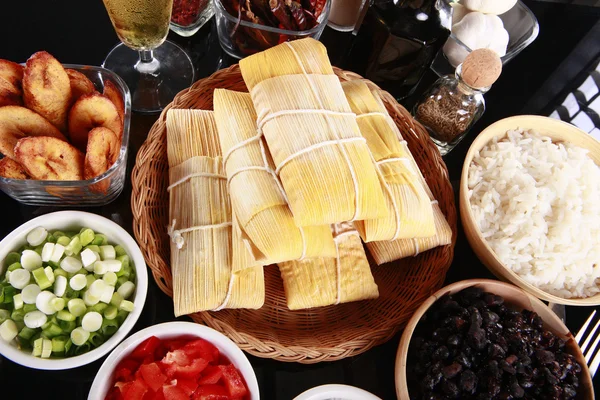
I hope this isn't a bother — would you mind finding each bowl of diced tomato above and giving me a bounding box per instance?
[88,322,260,400]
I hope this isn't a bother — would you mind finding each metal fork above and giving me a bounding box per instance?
[575,310,600,377]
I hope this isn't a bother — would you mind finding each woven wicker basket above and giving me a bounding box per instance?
[131,65,457,363]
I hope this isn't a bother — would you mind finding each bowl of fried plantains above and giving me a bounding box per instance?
[0,51,131,206]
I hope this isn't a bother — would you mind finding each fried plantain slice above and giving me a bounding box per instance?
[15,136,84,180]
[23,51,71,132]
[0,59,24,107]
[0,157,29,179]
[66,69,96,103]
[103,80,125,124]
[68,92,122,151]
[84,127,119,181]
[0,106,67,159]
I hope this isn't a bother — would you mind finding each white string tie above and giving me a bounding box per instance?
[167,172,226,192]
[167,219,232,250]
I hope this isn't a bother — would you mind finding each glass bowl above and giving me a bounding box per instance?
[169,0,215,37]
[214,0,331,59]
[431,0,539,76]
[0,65,131,206]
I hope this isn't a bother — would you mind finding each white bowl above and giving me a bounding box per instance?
[294,385,381,400]
[0,211,148,370]
[88,321,260,399]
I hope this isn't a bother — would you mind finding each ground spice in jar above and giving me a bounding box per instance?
[171,0,209,26]
[415,86,478,143]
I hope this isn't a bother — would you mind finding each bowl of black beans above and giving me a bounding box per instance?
[395,279,593,399]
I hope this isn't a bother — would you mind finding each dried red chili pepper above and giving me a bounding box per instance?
[313,0,326,18]
[303,9,317,27]
[270,0,296,30]
[289,1,307,30]
[301,0,316,13]
[172,0,209,26]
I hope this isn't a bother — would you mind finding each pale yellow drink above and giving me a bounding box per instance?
[103,0,173,50]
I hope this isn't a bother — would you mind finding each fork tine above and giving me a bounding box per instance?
[588,339,600,378]
[576,310,597,343]
[580,319,600,354]
[585,327,600,364]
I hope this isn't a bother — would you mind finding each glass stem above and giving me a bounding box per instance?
[135,49,160,74]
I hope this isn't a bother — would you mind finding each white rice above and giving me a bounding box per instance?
[468,129,600,298]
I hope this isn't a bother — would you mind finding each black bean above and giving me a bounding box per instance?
[488,343,506,359]
[500,359,516,375]
[432,346,450,361]
[442,362,462,379]
[447,334,462,347]
[510,379,525,398]
[468,328,487,350]
[459,369,477,394]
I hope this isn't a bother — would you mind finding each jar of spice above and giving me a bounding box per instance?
[170,0,214,37]
[413,48,502,155]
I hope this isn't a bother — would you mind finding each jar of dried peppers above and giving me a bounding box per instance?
[413,48,502,155]
[170,0,214,37]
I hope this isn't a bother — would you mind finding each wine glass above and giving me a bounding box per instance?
[101,0,195,113]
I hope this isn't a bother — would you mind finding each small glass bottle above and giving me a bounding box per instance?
[413,48,502,155]
[170,0,214,37]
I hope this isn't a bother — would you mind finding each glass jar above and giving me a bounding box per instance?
[170,0,214,37]
[413,65,486,155]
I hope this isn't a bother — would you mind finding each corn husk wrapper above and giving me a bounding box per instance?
[166,109,264,316]
[342,80,435,242]
[278,222,379,310]
[239,38,388,227]
[213,89,336,265]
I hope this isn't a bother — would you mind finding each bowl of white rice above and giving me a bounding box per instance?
[460,115,600,305]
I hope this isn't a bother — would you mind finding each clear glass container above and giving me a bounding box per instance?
[413,64,486,155]
[214,0,331,59]
[0,65,131,206]
[170,0,215,37]
[431,0,539,76]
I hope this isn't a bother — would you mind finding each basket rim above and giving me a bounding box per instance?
[131,64,458,363]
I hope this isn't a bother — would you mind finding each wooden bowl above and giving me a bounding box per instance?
[459,115,600,305]
[395,279,594,400]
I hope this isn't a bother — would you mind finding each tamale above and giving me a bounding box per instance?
[342,80,435,242]
[166,109,264,316]
[239,38,388,227]
[278,222,379,310]
[361,93,453,265]
[213,89,336,265]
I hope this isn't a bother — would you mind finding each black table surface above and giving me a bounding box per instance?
[1,1,600,399]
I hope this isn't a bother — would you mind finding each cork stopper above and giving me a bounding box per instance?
[460,49,503,89]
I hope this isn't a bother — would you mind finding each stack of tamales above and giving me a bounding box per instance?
[278,222,379,310]
[213,89,336,265]
[166,109,264,316]
[239,38,388,227]
[341,81,453,265]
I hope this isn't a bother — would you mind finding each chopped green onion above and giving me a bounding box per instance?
[116,310,129,325]
[103,305,118,320]
[80,249,98,271]
[70,327,90,346]
[7,262,22,272]
[63,287,80,300]
[99,245,116,260]
[115,256,129,275]
[79,229,95,247]
[67,299,86,317]
[27,227,48,247]
[117,281,135,299]
[23,304,37,313]
[0,309,10,324]
[99,285,115,304]
[65,236,82,256]
[41,338,52,358]
[110,292,123,308]
[60,257,82,273]
[86,274,96,288]
[11,309,24,322]
[69,274,87,291]
[91,303,108,314]
[114,245,127,257]
[22,284,41,304]
[53,275,67,298]
[102,272,117,286]
[88,280,106,298]
[101,318,119,336]
[32,267,52,290]
[42,323,63,339]
[52,231,66,240]
[58,319,76,333]
[3,286,16,304]
[13,294,23,310]
[32,337,43,356]
[91,234,108,246]
[20,250,42,271]
[9,268,31,290]
[64,338,73,355]
[4,252,21,268]
[41,243,55,262]
[50,243,66,262]
[46,234,57,244]
[93,261,108,275]
[81,312,102,332]
[0,319,18,342]
[56,235,71,248]
[116,276,129,288]
[44,267,55,284]
[53,268,68,278]
[74,342,91,355]
[85,245,100,253]
[52,336,68,353]
[87,331,104,347]
[57,310,75,322]
[82,290,100,306]
[24,310,47,329]
[119,300,134,313]
[18,326,37,341]
[50,297,65,312]
[36,291,57,315]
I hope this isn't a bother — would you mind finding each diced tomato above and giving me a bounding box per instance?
[124,379,149,400]
[139,362,168,392]
[154,341,169,360]
[165,338,192,351]
[131,336,162,361]
[105,386,124,400]
[192,384,230,400]
[181,339,220,363]
[114,358,140,381]
[198,366,223,385]
[176,378,199,396]
[149,388,166,400]
[219,365,248,398]
[162,349,191,367]
[115,381,133,394]
[163,384,189,400]
[172,358,209,379]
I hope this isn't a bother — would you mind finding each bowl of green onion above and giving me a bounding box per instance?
[0,211,148,370]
